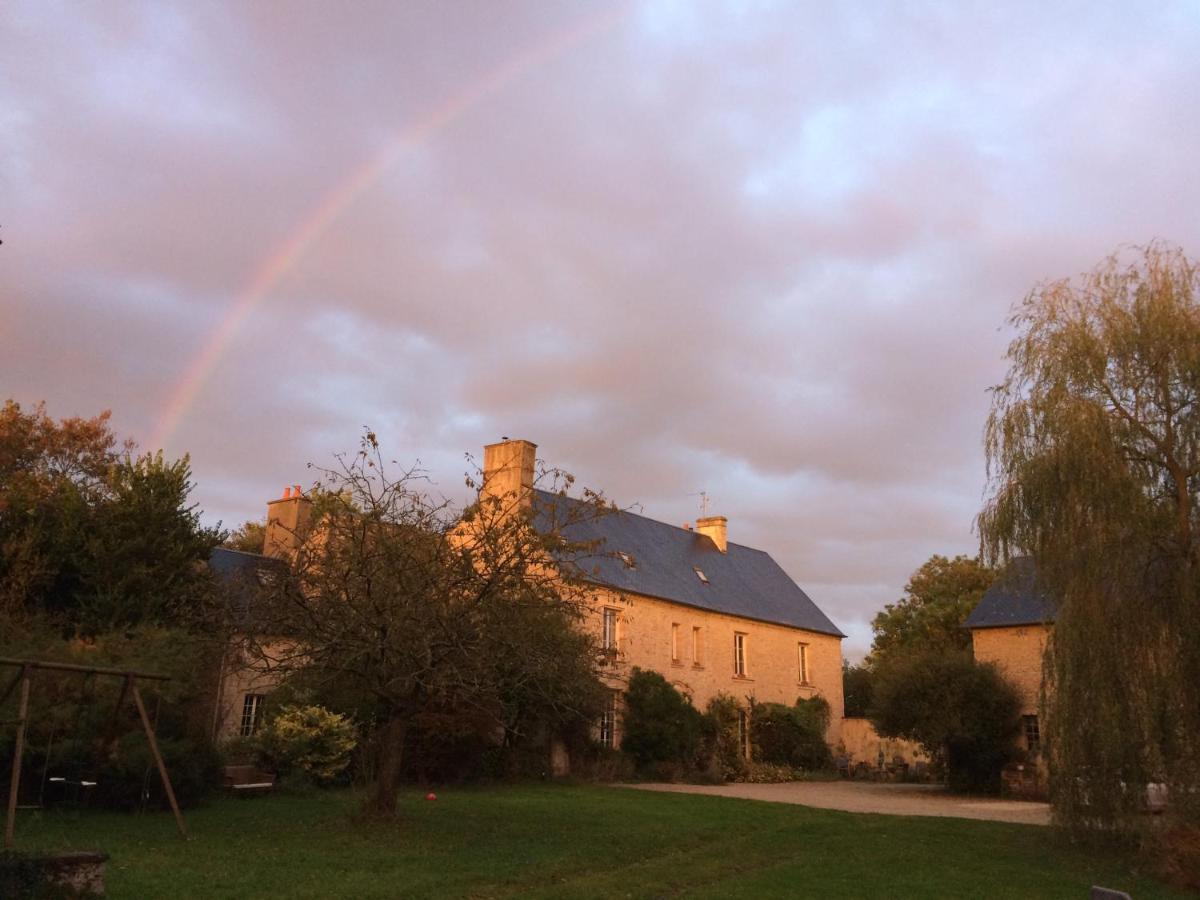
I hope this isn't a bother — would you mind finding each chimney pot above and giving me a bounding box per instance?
[265,482,313,559]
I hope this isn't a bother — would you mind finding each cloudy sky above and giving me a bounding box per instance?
[4,1,1198,656]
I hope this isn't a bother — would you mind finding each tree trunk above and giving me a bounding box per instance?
[367,715,407,817]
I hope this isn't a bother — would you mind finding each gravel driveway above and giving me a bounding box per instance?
[619,781,1051,826]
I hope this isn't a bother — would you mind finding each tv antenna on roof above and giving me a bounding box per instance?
[688,491,710,516]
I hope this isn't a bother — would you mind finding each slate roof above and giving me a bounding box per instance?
[964,556,1057,629]
[207,546,285,617]
[533,490,844,637]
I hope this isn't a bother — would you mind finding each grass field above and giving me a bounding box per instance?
[10,784,1184,898]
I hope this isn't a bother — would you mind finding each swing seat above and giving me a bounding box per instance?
[222,765,276,795]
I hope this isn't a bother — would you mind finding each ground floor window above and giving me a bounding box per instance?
[240,693,265,737]
[600,692,618,749]
[1022,714,1040,753]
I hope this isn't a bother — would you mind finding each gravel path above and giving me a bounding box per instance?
[618,781,1052,826]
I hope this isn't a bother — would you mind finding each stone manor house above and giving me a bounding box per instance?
[208,438,848,759]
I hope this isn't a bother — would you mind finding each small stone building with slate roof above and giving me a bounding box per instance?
[484,439,846,753]
[965,557,1057,757]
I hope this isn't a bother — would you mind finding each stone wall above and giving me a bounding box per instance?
[970,624,1050,715]
[839,717,928,768]
[590,587,844,747]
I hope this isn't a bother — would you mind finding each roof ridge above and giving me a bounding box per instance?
[533,488,767,553]
[210,546,269,560]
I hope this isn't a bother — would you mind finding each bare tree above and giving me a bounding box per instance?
[242,432,612,816]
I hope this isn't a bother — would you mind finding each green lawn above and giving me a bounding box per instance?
[10,784,1183,898]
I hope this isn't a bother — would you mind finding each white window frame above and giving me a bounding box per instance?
[671,623,680,662]
[1023,714,1041,753]
[240,693,264,737]
[600,692,617,749]
[798,642,810,684]
[692,626,703,666]
[602,608,618,651]
[734,632,747,677]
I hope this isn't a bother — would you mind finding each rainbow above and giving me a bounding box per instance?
[149,4,630,451]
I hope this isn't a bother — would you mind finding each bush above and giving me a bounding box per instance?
[750,697,833,771]
[572,745,637,783]
[35,733,221,811]
[702,693,747,782]
[256,705,357,784]
[621,669,703,776]
[870,650,1022,793]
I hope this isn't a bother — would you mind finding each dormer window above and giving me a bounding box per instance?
[693,566,709,584]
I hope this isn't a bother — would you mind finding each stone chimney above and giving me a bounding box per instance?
[481,439,537,511]
[695,515,728,553]
[264,485,313,559]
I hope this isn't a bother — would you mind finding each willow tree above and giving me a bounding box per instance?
[979,243,1200,838]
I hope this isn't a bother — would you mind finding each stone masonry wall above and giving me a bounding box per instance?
[970,624,1051,715]
[589,587,844,747]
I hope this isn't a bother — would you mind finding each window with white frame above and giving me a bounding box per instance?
[734,632,747,677]
[602,608,618,651]
[600,692,617,749]
[671,623,681,662]
[1023,715,1041,753]
[240,693,265,737]
[692,626,704,666]
[798,642,810,684]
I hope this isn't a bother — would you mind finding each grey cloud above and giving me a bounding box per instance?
[3,0,1199,655]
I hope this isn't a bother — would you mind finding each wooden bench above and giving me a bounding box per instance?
[222,765,276,796]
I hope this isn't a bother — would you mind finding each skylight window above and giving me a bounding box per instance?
[618,552,636,569]
[693,566,709,584]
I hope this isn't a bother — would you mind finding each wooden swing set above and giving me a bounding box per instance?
[1,657,189,848]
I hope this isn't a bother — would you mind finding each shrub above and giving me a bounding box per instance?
[870,650,1022,792]
[572,745,636,783]
[256,705,357,784]
[702,693,747,781]
[750,697,833,771]
[39,733,221,811]
[621,669,703,775]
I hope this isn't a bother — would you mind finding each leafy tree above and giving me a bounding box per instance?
[842,660,874,718]
[76,453,222,632]
[869,554,995,667]
[980,243,1200,837]
[870,650,1022,792]
[620,668,704,775]
[0,400,221,633]
[224,519,266,554]
[241,431,609,816]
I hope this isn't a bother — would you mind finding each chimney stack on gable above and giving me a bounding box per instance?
[481,438,537,512]
[695,515,728,553]
[264,484,313,559]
